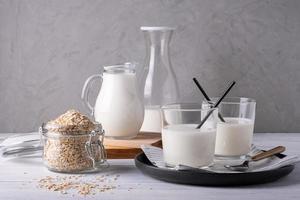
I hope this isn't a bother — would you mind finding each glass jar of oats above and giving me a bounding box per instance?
[39,110,107,173]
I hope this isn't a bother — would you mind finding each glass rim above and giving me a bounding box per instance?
[41,131,102,138]
[203,97,256,105]
[103,62,137,74]
[140,26,175,31]
[162,103,218,112]
[40,122,103,137]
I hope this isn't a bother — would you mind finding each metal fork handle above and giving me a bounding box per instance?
[251,146,286,161]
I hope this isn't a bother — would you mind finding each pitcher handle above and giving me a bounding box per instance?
[81,74,103,116]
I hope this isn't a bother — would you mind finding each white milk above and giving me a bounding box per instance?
[141,104,183,133]
[94,72,144,139]
[162,124,216,168]
[215,118,254,156]
[140,107,161,133]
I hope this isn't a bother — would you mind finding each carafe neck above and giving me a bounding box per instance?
[140,27,180,106]
[143,30,173,66]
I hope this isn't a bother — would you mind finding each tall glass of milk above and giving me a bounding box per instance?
[202,97,256,159]
[161,103,218,168]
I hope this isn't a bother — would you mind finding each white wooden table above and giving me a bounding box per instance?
[0,133,299,200]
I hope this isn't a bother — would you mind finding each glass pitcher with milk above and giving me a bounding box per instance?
[81,62,144,139]
[139,26,180,133]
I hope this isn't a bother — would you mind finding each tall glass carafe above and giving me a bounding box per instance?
[140,26,180,133]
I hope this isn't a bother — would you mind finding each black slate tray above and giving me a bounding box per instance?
[134,152,294,186]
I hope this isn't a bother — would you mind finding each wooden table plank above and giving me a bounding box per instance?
[0,133,300,200]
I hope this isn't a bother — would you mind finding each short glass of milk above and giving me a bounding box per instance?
[202,97,256,159]
[161,103,218,168]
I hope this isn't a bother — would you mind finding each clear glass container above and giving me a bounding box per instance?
[202,97,256,159]
[82,62,144,139]
[39,122,107,173]
[140,26,180,133]
[161,103,218,168]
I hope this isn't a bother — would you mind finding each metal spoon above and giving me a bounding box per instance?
[224,146,286,171]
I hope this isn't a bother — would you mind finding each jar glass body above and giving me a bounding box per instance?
[40,123,107,173]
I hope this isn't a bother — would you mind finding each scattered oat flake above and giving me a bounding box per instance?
[37,174,119,196]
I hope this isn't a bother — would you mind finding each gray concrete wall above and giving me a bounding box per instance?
[0,0,300,132]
